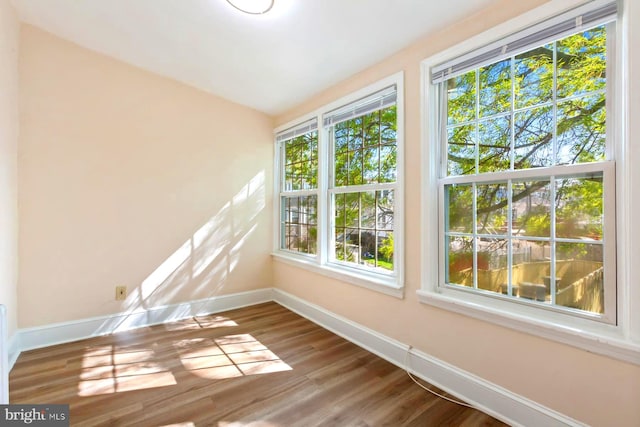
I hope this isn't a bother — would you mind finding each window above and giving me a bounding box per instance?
[430,2,617,323]
[325,87,398,274]
[274,74,404,294]
[277,118,318,255]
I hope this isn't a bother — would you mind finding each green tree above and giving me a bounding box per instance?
[447,25,606,241]
[379,233,394,262]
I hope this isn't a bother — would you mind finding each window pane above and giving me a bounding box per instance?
[377,190,394,230]
[335,227,345,262]
[361,192,376,229]
[447,70,476,125]
[281,195,317,255]
[335,150,348,187]
[283,132,318,191]
[363,147,379,184]
[512,239,550,302]
[514,106,553,169]
[347,149,363,185]
[363,110,380,147]
[379,145,397,183]
[375,231,394,271]
[477,238,508,293]
[344,228,360,263]
[345,192,360,228]
[556,242,604,314]
[479,59,511,117]
[512,180,551,238]
[557,94,606,165]
[446,184,473,233]
[478,116,510,173]
[348,117,363,151]
[380,106,397,144]
[447,124,476,176]
[447,236,474,287]
[477,183,508,235]
[557,26,607,99]
[515,43,553,109]
[556,174,603,240]
[335,122,349,153]
[334,193,346,228]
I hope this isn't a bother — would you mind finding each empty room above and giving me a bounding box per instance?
[1,0,639,425]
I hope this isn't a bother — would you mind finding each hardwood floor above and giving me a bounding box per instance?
[10,302,508,426]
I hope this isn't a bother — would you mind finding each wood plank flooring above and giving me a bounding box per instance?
[10,302,508,426]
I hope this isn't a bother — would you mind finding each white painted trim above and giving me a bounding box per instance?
[272,288,586,427]
[7,334,20,373]
[272,253,404,298]
[17,289,274,352]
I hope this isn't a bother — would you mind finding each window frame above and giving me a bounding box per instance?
[420,0,640,364]
[273,72,405,297]
[276,119,320,259]
[435,17,616,322]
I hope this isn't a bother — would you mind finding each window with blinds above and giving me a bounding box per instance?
[276,119,318,255]
[431,0,617,323]
[325,85,398,273]
[274,74,404,293]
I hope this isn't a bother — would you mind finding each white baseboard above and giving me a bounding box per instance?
[7,333,20,372]
[272,288,585,427]
[18,288,274,352]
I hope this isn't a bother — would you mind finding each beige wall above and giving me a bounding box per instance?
[18,25,274,327]
[274,0,640,426]
[0,0,19,340]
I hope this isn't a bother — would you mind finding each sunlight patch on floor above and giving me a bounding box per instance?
[77,331,291,396]
[175,334,292,379]
[77,345,176,396]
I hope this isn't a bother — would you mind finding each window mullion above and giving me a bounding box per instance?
[510,56,516,171]
[552,40,558,166]
[473,182,478,290]
[318,121,330,265]
[475,69,480,175]
[507,180,514,296]
[550,174,557,305]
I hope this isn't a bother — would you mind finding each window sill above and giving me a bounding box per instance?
[417,288,640,366]
[272,252,404,298]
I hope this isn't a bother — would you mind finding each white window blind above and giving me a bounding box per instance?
[431,0,617,84]
[323,85,397,127]
[276,117,318,143]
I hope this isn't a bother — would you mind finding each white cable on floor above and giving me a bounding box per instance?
[404,345,476,410]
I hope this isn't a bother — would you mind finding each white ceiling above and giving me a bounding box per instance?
[11,0,497,115]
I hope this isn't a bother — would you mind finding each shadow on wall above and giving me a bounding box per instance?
[92,170,267,334]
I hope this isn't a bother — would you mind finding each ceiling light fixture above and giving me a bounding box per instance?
[226,0,274,15]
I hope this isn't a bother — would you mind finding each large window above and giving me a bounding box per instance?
[275,75,404,294]
[326,87,398,273]
[277,119,318,255]
[431,2,617,323]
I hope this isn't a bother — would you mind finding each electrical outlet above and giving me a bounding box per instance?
[115,286,127,301]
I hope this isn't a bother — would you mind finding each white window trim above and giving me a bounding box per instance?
[420,0,640,365]
[273,72,405,298]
